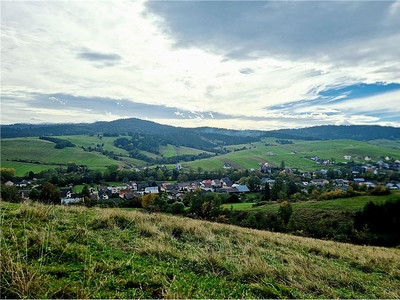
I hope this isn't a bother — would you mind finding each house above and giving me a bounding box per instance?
[386,182,400,189]
[175,163,182,170]
[310,179,329,188]
[223,187,240,194]
[90,194,99,201]
[201,180,213,189]
[344,155,352,160]
[232,184,250,193]
[223,163,232,169]
[108,186,121,194]
[310,155,320,161]
[60,188,72,199]
[162,183,178,192]
[144,186,159,194]
[266,152,274,156]
[364,156,372,161]
[178,182,191,191]
[4,181,14,186]
[16,180,30,187]
[362,181,376,188]
[333,179,348,187]
[260,162,271,173]
[119,189,133,199]
[61,198,82,205]
[353,178,365,183]
[211,179,221,188]
[125,181,138,191]
[221,177,233,187]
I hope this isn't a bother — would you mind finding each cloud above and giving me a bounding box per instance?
[1,1,399,130]
[239,68,254,75]
[77,51,122,62]
[49,96,66,105]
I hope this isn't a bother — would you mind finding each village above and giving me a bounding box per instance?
[4,153,399,205]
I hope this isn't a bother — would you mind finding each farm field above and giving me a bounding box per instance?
[1,201,399,299]
[159,144,211,157]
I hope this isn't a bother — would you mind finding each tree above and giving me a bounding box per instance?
[0,184,21,202]
[247,175,261,192]
[81,185,91,198]
[171,202,185,214]
[264,182,271,200]
[278,201,293,225]
[141,193,159,210]
[280,160,286,170]
[28,188,40,201]
[40,182,61,204]
[0,168,15,182]
[271,176,285,201]
[286,178,298,198]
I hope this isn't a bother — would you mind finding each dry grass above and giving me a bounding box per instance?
[1,201,400,298]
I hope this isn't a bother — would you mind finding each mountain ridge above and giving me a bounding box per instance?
[1,117,399,141]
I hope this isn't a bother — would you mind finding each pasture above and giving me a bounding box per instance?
[185,138,400,171]
[2,135,400,175]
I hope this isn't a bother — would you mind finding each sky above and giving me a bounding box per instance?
[1,0,400,130]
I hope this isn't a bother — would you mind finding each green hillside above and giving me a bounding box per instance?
[2,135,400,176]
[0,138,126,176]
[1,201,400,299]
[185,138,400,171]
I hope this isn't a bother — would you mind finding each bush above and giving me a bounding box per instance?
[170,202,185,215]
[370,186,391,196]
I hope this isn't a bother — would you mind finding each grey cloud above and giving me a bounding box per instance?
[239,68,254,75]
[145,1,395,62]
[16,92,231,121]
[77,51,122,62]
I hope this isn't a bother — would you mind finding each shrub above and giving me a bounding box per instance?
[170,202,185,215]
[370,186,391,196]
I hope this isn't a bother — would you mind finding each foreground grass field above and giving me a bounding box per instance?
[1,201,399,299]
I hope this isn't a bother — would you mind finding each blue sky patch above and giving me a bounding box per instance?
[319,83,400,102]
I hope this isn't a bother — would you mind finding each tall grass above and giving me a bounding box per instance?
[1,201,400,298]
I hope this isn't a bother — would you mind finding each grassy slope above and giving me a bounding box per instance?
[0,138,133,176]
[1,201,400,299]
[159,145,210,157]
[0,161,58,177]
[185,139,400,171]
[227,192,400,212]
[2,137,400,175]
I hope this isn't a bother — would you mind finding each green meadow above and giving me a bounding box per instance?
[185,139,400,171]
[0,138,124,176]
[2,136,400,176]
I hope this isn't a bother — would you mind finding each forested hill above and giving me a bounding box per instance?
[1,118,399,141]
[270,125,400,141]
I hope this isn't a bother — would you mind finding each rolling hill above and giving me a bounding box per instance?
[1,118,400,176]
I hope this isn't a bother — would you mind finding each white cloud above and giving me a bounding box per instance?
[1,1,399,130]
